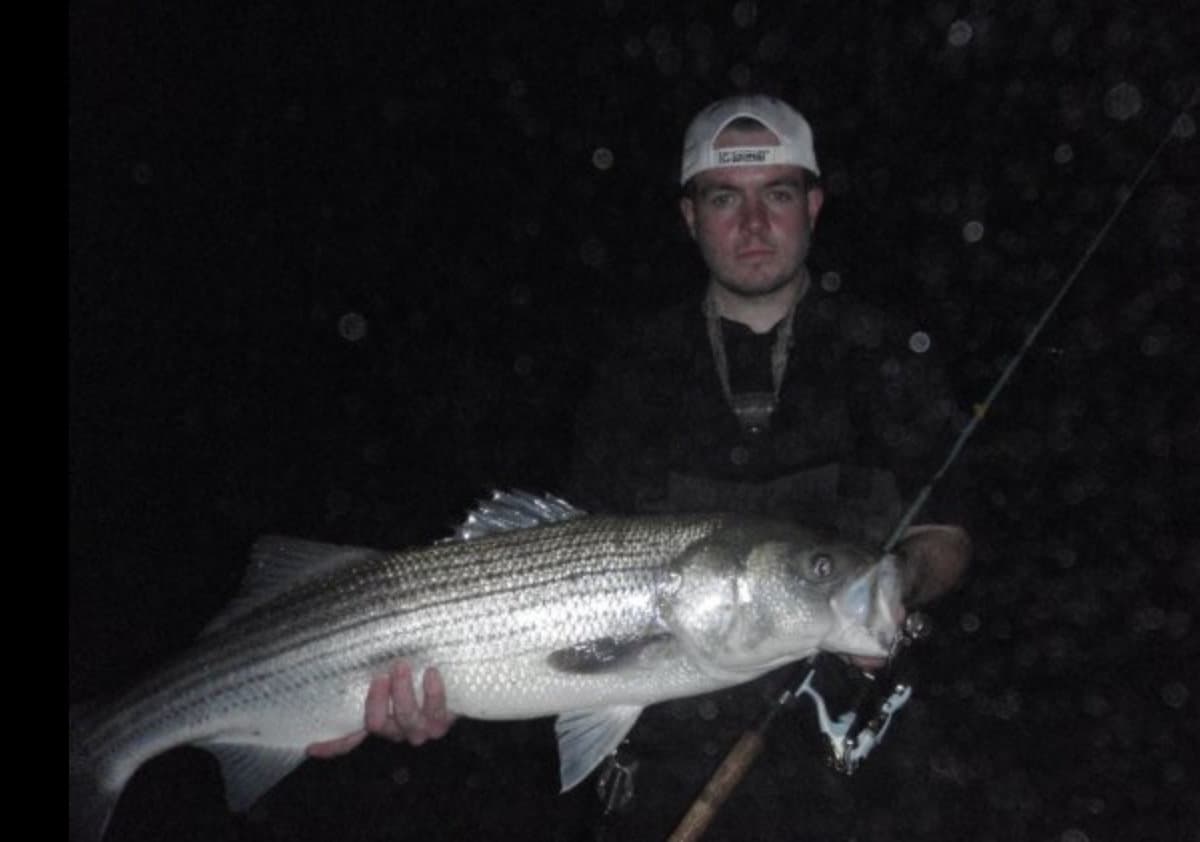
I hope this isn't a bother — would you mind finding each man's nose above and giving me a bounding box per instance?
[739,197,768,232]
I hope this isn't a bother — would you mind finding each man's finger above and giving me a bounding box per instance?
[389,662,421,726]
[364,671,397,735]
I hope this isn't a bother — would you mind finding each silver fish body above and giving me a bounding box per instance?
[70,492,904,842]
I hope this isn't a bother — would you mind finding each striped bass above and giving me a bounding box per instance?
[69,491,968,842]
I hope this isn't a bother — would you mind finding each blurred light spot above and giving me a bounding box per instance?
[696,699,719,721]
[391,766,411,787]
[909,331,932,353]
[1172,112,1196,139]
[732,1,757,28]
[1104,83,1143,121]
[820,271,842,292]
[623,35,644,59]
[1060,829,1089,842]
[338,312,368,342]
[510,284,531,309]
[1086,797,1105,815]
[1053,143,1074,164]
[960,613,981,633]
[1134,605,1166,632]
[132,162,153,185]
[729,445,750,466]
[963,220,985,243]
[580,237,607,268]
[592,147,614,170]
[947,19,973,46]
[1160,681,1188,709]
[1053,546,1077,568]
[362,441,386,466]
[655,46,682,76]
[514,354,534,377]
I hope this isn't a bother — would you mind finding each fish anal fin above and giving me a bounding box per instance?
[202,742,308,813]
[555,706,644,793]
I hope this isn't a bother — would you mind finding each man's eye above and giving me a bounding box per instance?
[768,189,797,203]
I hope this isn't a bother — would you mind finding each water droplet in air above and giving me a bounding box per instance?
[1172,113,1195,140]
[909,331,932,353]
[580,237,607,268]
[963,220,985,243]
[947,20,973,46]
[338,312,368,342]
[729,64,752,88]
[820,271,842,292]
[592,147,614,170]
[1160,681,1188,709]
[732,1,757,28]
[960,613,981,633]
[1103,83,1143,121]
[1053,143,1074,164]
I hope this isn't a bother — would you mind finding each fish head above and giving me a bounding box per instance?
[662,518,901,678]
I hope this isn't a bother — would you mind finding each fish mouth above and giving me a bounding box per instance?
[823,555,904,659]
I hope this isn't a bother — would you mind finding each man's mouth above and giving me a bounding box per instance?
[736,248,774,260]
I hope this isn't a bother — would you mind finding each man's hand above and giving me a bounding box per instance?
[306,662,456,758]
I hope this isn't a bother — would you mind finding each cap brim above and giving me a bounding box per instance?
[894,525,971,606]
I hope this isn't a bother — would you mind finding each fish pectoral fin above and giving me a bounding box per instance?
[203,742,309,813]
[555,706,644,793]
[547,632,678,674]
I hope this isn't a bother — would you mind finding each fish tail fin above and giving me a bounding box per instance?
[69,704,121,842]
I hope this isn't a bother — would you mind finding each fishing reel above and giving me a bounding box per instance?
[789,611,932,775]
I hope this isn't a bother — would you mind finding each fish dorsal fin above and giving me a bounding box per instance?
[201,536,385,636]
[202,742,308,812]
[555,706,644,792]
[448,490,586,542]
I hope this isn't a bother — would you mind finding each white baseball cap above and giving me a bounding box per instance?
[680,94,820,186]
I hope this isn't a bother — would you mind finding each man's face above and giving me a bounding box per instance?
[680,127,824,299]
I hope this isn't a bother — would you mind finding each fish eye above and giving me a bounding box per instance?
[809,553,834,580]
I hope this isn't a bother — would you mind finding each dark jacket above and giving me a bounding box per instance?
[569,286,970,541]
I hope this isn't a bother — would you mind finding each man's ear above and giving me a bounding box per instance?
[806,185,825,230]
[679,196,698,241]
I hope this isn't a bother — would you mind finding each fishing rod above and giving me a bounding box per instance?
[666,90,1196,842]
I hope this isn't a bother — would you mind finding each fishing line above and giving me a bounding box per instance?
[883,86,1198,553]
[668,89,1196,842]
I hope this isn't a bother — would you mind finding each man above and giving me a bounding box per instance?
[309,94,968,794]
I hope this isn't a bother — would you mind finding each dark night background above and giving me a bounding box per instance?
[69,2,1197,841]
